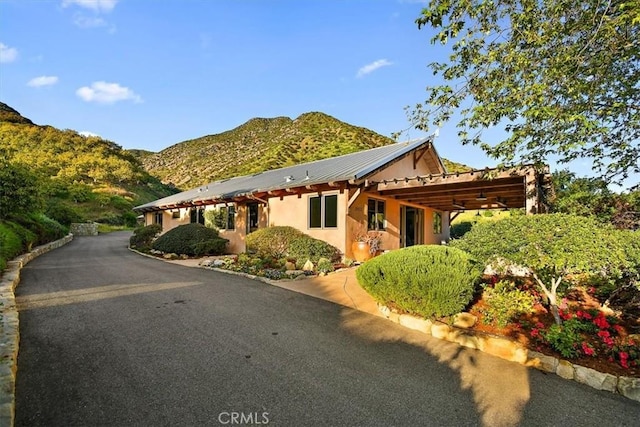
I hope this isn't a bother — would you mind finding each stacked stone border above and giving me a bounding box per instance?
[377,305,640,402]
[0,234,74,427]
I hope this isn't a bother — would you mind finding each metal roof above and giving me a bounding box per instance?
[134,137,436,212]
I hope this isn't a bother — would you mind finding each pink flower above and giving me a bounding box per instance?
[530,328,540,338]
[559,298,568,309]
[588,286,597,295]
[535,322,545,329]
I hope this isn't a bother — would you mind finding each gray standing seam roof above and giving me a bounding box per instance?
[134,137,435,212]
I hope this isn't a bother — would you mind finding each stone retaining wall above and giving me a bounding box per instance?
[0,234,73,427]
[378,304,640,402]
[70,222,98,236]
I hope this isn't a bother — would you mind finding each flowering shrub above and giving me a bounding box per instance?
[530,308,640,369]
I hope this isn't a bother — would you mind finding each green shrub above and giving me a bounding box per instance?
[0,221,37,273]
[288,235,341,263]
[450,221,473,239]
[12,213,67,245]
[542,318,595,359]
[129,224,162,250]
[152,223,228,256]
[316,257,335,274]
[245,226,341,263]
[45,200,84,226]
[356,245,481,318]
[481,280,536,327]
[245,226,305,258]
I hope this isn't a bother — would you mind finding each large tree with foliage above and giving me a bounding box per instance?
[411,0,639,187]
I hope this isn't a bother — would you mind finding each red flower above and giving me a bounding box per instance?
[535,322,545,329]
[597,330,610,339]
[559,310,572,320]
[576,310,592,320]
[619,352,629,369]
[588,286,597,295]
[530,328,540,338]
[581,342,595,356]
[593,313,610,329]
[613,324,624,334]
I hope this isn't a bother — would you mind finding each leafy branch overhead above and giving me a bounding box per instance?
[412,0,639,187]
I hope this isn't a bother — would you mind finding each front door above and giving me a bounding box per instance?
[247,202,259,234]
[400,206,424,247]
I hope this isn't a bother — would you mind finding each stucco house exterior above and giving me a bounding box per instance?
[134,137,545,258]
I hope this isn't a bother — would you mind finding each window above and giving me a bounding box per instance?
[433,211,442,234]
[367,199,385,231]
[171,210,180,219]
[190,207,205,225]
[213,206,236,230]
[153,212,163,227]
[309,194,338,229]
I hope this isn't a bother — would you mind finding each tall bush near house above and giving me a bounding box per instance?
[151,223,228,256]
[129,223,162,251]
[356,245,481,318]
[451,214,631,325]
[245,226,305,258]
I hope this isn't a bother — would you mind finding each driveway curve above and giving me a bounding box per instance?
[15,232,640,426]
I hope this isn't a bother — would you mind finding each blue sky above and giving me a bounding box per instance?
[1,0,637,188]
[0,0,500,167]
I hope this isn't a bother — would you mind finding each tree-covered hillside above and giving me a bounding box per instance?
[0,102,177,226]
[142,112,470,188]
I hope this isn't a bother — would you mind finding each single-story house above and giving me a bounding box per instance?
[133,137,547,258]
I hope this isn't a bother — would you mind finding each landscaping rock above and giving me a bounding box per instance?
[284,261,296,271]
[398,314,432,334]
[431,323,451,340]
[199,259,213,267]
[556,360,575,380]
[617,376,640,402]
[378,305,391,318]
[212,259,226,267]
[480,336,525,363]
[573,365,617,392]
[452,312,477,329]
[527,351,558,373]
[302,260,314,272]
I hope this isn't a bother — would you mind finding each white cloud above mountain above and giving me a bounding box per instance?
[76,81,142,104]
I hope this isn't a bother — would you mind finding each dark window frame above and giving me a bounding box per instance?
[309,193,339,229]
[367,199,386,231]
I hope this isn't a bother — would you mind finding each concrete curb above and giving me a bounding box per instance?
[377,305,640,402]
[0,234,74,427]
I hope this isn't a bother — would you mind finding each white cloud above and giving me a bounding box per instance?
[79,131,100,137]
[356,59,393,78]
[76,81,143,104]
[73,14,107,28]
[62,0,118,13]
[0,42,18,63]
[27,76,59,87]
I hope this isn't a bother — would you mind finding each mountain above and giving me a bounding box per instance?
[0,102,177,225]
[142,112,470,188]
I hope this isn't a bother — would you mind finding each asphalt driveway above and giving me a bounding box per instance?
[14,232,640,426]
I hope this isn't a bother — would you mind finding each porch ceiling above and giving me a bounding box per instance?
[369,166,540,212]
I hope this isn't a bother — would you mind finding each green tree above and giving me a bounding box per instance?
[0,160,43,219]
[411,0,640,187]
[451,214,631,324]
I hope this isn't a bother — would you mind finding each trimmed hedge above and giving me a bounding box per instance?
[152,223,228,256]
[245,226,305,258]
[129,224,162,250]
[12,213,68,246]
[356,245,481,318]
[288,235,341,263]
[245,226,341,262]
